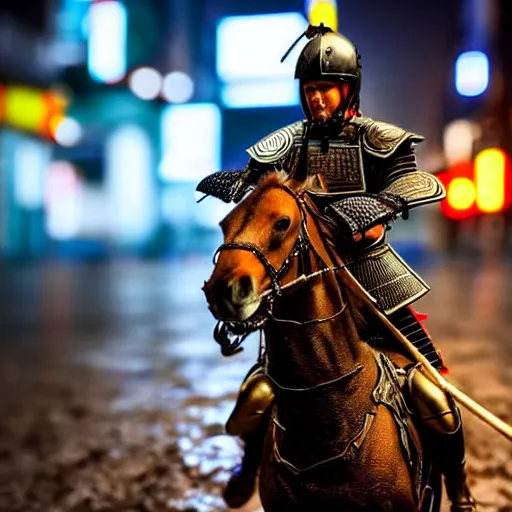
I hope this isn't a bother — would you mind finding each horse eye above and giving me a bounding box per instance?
[274,217,291,232]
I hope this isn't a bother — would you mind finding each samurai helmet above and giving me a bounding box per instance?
[284,24,362,122]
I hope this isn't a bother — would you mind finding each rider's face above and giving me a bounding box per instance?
[303,81,348,121]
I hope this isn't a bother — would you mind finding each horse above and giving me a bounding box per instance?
[202,171,441,512]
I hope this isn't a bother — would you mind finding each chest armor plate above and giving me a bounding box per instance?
[286,138,366,193]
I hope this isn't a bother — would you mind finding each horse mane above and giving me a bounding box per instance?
[254,170,323,194]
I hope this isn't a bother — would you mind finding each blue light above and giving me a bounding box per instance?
[455,51,489,97]
[159,103,222,182]
[221,80,299,109]
[13,137,51,209]
[216,13,308,83]
[87,1,127,83]
[105,125,158,244]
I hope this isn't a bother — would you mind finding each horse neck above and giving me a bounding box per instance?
[265,222,375,390]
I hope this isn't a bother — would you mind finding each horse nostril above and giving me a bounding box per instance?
[237,275,254,300]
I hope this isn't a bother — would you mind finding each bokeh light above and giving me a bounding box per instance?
[475,148,507,213]
[443,119,479,165]
[87,0,127,83]
[161,71,194,103]
[44,161,83,240]
[128,67,162,100]
[53,117,83,147]
[455,50,489,97]
[308,0,338,31]
[447,177,476,211]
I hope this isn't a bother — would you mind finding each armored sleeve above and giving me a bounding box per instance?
[377,144,446,209]
[361,119,445,208]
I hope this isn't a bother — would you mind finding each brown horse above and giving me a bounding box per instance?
[203,171,441,512]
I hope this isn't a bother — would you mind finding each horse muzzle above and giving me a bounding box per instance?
[202,275,262,322]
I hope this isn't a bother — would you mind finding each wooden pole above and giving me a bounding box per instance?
[335,265,512,442]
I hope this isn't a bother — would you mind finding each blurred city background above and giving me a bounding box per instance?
[1,0,512,260]
[0,0,511,511]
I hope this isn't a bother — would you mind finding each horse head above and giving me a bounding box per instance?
[203,172,326,325]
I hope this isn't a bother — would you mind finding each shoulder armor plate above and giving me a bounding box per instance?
[362,119,424,158]
[246,121,303,163]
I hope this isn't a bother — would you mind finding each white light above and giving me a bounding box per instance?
[54,117,83,147]
[195,200,233,228]
[455,51,489,97]
[105,125,158,244]
[129,67,162,100]
[76,186,109,238]
[88,1,127,83]
[443,119,480,166]
[221,80,299,108]
[161,71,194,103]
[159,103,221,182]
[216,13,308,82]
[161,186,193,224]
[13,139,51,209]
[47,196,82,240]
[45,161,83,240]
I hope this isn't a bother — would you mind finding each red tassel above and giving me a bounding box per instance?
[409,306,428,322]
[408,307,449,373]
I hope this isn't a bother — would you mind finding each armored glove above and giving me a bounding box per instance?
[196,168,260,203]
[326,192,408,239]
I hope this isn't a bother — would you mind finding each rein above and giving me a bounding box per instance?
[268,299,347,326]
[266,363,363,393]
[212,187,311,297]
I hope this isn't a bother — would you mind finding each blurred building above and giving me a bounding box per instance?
[7,0,507,261]
[434,0,512,255]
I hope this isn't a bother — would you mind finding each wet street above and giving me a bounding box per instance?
[0,257,511,512]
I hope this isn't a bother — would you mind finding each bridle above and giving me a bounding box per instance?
[212,190,310,298]
[209,185,348,357]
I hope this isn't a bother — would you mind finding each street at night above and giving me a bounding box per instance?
[0,258,510,512]
[0,0,512,510]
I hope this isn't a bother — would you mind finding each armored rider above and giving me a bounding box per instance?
[197,25,477,512]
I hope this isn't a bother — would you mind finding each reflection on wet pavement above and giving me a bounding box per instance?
[0,258,510,511]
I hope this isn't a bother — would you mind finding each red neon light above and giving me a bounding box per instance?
[475,148,512,213]
[439,151,512,219]
[438,161,478,220]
